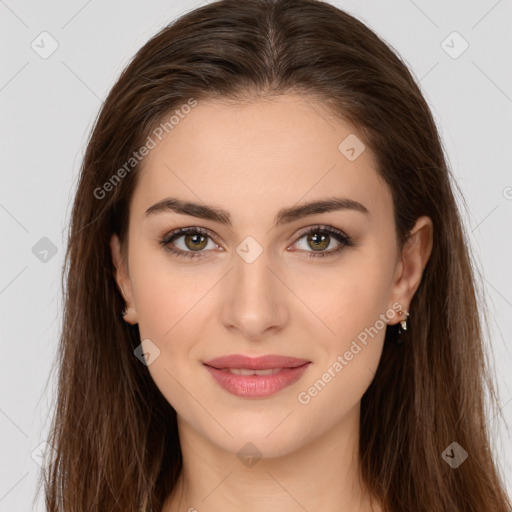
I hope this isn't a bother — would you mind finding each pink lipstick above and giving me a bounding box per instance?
[203,354,311,398]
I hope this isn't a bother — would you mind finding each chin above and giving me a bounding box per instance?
[204,412,313,460]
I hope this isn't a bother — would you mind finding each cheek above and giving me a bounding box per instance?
[128,252,209,412]
[295,272,390,411]
[302,255,393,351]
[127,244,220,390]
[129,241,213,340]
[293,253,393,405]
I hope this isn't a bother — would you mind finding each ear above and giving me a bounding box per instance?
[387,215,433,325]
[110,233,138,325]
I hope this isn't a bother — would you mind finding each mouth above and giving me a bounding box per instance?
[202,354,311,398]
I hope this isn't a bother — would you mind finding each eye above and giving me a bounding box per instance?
[290,225,353,258]
[159,224,353,260]
[159,227,221,259]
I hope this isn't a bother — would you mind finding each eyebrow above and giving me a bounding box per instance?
[144,196,370,226]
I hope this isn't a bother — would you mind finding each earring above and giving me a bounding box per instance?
[121,306,128,317]
[397,310,410,335]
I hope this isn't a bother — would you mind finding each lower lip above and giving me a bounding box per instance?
[204,363,311,398]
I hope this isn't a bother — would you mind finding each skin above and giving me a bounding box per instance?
[110,94,433,512]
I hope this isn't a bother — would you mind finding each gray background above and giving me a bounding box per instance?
[1,0,511,509]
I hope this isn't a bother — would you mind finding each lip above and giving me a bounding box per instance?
[203,354,311,398]
[203,354,310,370]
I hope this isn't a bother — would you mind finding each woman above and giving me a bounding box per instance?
[41,0,511,510]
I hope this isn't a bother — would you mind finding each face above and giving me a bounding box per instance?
[111,94,431,457]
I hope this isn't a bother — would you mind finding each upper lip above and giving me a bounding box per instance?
[203,354,311,370]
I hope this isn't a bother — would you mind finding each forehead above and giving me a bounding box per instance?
[131,94,391,225]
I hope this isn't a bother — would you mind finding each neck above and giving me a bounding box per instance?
[163,403,382,512]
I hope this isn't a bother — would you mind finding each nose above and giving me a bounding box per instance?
[220,246,289,341]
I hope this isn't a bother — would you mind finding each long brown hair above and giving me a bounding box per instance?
[40,0,511,510]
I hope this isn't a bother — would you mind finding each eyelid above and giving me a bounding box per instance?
[293,224,350,242]
[160,226,223,250]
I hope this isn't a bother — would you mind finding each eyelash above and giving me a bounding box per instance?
[159,225,353,260]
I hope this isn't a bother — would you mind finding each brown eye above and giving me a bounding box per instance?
[160,227,219,259]
[306,232,331,251]
[184,232,208,251]
[291,225,353,259]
